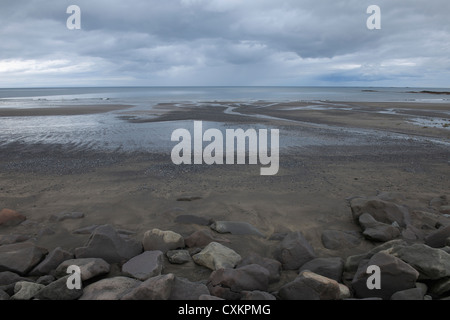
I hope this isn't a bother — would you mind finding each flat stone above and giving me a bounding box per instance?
[174,215,212,226]
[50,212,84,222]
[350,198,410,227]
[35,275,83,300]
[167,250,192,264]
[352,252,419,300]
[210,221,264,237]
[425,225,450,248]
[80,277,142,300]
[237,253,281,283]
[121,273,175,300]
[169,277,210,300]
[142,229,185,253]
[278,271,341,300]
[275,231,316,270]
[185,229,230,248]
[388,244,450,280]
[74,224,142,263]
[359,213,400,242]
[0,209,26,227]
[299,257,344,283]
[208,264,270,300]
[11,281,45,300]
[241,290,276,300]
[391,288,425,300]
[122,251,163,281]
[192,242,241,271]
[321,230,361,250]
[29,247,74,276]
[0,242,48,275]
[56,258,110,281]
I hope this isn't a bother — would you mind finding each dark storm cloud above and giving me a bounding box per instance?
[0,0,449,86]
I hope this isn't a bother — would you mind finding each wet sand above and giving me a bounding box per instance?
[0,100,449,284]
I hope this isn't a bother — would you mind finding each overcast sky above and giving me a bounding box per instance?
[0,0,449,87]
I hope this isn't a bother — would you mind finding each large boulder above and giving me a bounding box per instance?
[80,277,141,300]
[278,271,341,300]
[35,275,83,300]
[321,230,361,250]
[0,242,48,275]
[74,225,142,263]
[0,209,26,227]
[142,229,185,253]
[275,232,316,270]
[55,258,110,281]
[350,198,410,227]
[166,250,192,264]
[237,253,281,283]
[352,252,419,299]
[11,282,45,300]
[299,257,344,283]
[29,247,74,276]
[359,213,400,242]
[122,251,163,281]
[425,225,450,248]
[208,264,270,300]
[121,274,175,300]
[192,242,241,271]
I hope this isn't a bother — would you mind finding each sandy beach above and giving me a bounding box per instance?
[1,100,449,298]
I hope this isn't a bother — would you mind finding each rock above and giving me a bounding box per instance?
[388,244,450,280]
[0,234,31,245]
[0,242,48,275]
[185,229,229,248]
[440,206,450,215]
[339,284,351,299]
[425,225,450,248]
[0,271,29,286]
[210,221,264,237]
[208,264,270,300]
[401,224,424,241]
[74,224,142,263]
[0,289,9,300]
[446,238,450,247]
[174,215,212,226]
[169,277,210,300]
[299,257,344,283]
[0,209,26,227]
[36,275,55,286]
[50,212,84,222]
[359,213,400,242]
[275,232,316,270]
[121,273,175,300]
[278,271,341,300]
[80,277,141,300]
[429,277,450,297]
[390,288,424,300]
[192,242,241,271]
[241,290,276,300]
[35,275,83,300]
[122,251,163,281]
[55,258,110,281]
[73,225,100,235]
[142,229,185,253]
[29,247,74,276]
[167,250,192,264]
[199,294,224,300]
[11,281,45,300]
[237,253,281,283]
[321,230,361,250]
[350,198,410,227]
[352,252,419,300]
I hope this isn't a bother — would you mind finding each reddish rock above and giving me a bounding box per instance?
[0,209,26,227]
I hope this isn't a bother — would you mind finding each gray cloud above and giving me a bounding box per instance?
[0,0,449,87]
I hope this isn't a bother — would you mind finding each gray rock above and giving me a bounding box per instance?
[121,273,175,300]
[237,253,281,283]
[142,229,185,253]
[321,230,361,250]
[0,271,30,286]
[0,209,26,227]
[0,234,31,246]
[425,225,450,248]
[73,225,100,235]
[35,275,83,300]
[36,275,55,286]
[169,277,210,300]
[350,198,410,227]
[122,251,163,281]
[299,257,344,283]
[241,290,276,300]
[390,288,425,300]
[0,289,9,300]
[210,221,264,237]
[352,252,419,300]
[74,224,142,263]
[174,215,212,226]
[50,212,84,222]
[429,277,450,297]
[11,281,45,300]
[208,264,270,300]
[275,232,316,270]
[185,229,230,248]
[167,250,192,264]
[388,244,450,280]
[29,247,74,276]
[56,258,110,281]
[192,242,241,271]
[199,294,224,300]
[0,242,48,275]
[80,277,141,300]
[278,271,341,300]
[359,213,400,242]
[401,224,425,241]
